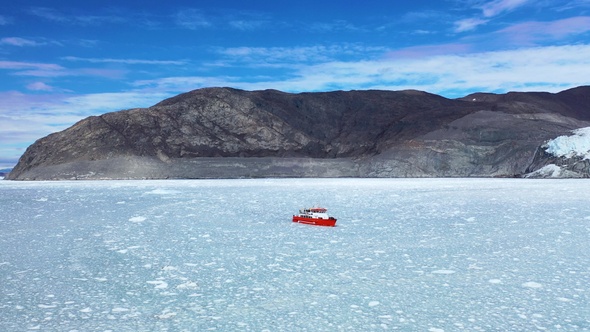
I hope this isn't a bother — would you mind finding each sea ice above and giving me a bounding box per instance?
[1,178,589,331]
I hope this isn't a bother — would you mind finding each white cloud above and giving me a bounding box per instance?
[62,56,187,65]
[28,7,125,26]
[0,60,130,79]
[557,0,590,11]
[0,37,40,46]
[496,16,590,43]
[229,19,266,30]
[308,20,364,33]
[454,0,532,33]
[132,44,590,97]
[481,0,531,17]
[454,18,489,32]
[0,61,63,71]
[175,9,211,29]
[215,44,386,65]
[26,82,54,91]
[29,7,68,22]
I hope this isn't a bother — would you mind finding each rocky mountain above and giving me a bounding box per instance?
[7,86,590,180]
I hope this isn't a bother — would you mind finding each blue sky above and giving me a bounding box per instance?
[2,0,590,168]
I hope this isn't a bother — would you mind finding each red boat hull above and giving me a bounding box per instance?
[292,215,337,227]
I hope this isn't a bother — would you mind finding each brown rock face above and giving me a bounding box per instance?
[7,86,590,180]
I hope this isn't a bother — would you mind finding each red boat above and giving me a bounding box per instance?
[292,207,337,227]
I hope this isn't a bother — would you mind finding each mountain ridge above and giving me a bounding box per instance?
[7,86,590,180]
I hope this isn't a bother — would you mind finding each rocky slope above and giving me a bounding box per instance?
[7,86,590,180]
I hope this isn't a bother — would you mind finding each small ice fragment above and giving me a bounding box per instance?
[129,216,146,223]
[38,304,56,308]
[147,280,169,289]
[177,281,199,290]
[522,281,543,288]
[432,270,456,274]
[368,301,380,307]
[155,312,177,319]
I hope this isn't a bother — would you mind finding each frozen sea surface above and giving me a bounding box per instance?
[1,178,589,331]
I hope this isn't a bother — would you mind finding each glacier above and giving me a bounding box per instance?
[1,178,589,331]
[544,126,590,160]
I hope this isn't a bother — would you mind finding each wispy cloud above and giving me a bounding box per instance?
[496,16,590,43]
[0,61,63,71]
[12,68,126,79]
[174,9,212,29]
[0,15,11,25]
[26,82,55,91]
[229,20,266,30]
[1,37,41,46]
[308,20,365,33]
[215,44,386,66]
[28,7,125,26]
[454,18,489,32]
[556,0,590,11]
[0,60,128,79]
[0,37,48,47]
[453,0,532,33]
[174,8,277,31]
[480,0,532,17]
[28,7,68,22]
[387,43,472,59]
[226,11,271,31]
[62,56,187,65]
[400,10,449,23]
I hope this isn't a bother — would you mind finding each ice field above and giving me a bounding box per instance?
[1,178,589,331]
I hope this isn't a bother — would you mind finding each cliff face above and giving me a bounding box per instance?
[7,86,590,180]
